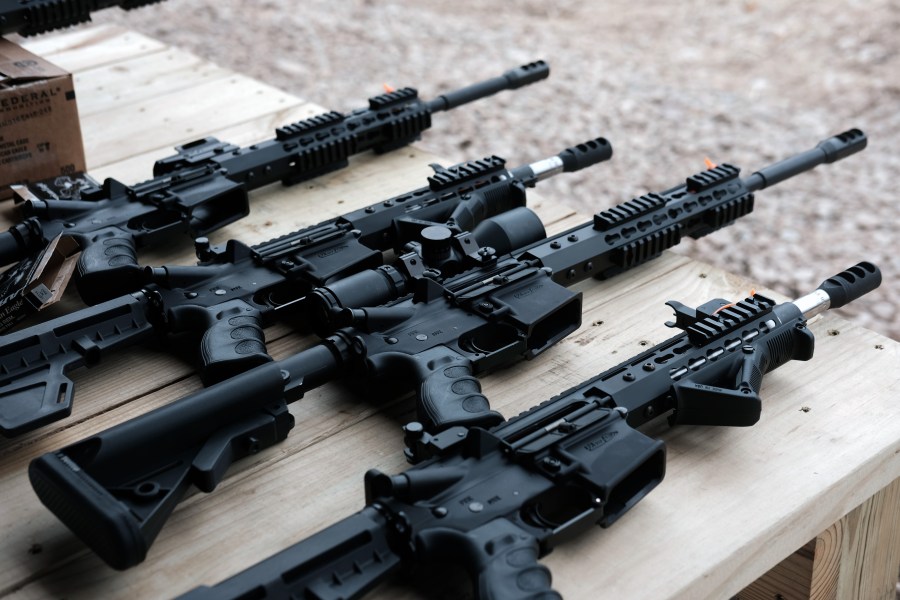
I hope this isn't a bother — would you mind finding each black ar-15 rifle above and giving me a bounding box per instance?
[0,0,165,36]
[27,129,866,570]
[0,137,612,436]
[176,261,882,600]
[0,60,549,307]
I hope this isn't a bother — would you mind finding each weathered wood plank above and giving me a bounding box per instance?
[74,47,234,116]
[823,477,900,600]
[737,541,816,600]
[80,74,302,168]
[737,477,900,600]
[22,25,166,72]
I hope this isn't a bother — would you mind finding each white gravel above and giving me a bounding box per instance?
[90,0,899,339]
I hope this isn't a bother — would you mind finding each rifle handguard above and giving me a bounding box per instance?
[670,301,816,426]
[3,0,166,36]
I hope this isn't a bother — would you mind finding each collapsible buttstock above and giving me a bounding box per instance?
[0,293,157,436]
[29,443,191,570]
[0,369,75,437]
[29,362,294,568]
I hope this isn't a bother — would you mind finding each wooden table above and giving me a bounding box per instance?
[1,26,898,600]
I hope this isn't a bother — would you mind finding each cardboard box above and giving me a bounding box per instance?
[0,38,85,199]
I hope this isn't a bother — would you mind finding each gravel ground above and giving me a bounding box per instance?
[88,0,899,339]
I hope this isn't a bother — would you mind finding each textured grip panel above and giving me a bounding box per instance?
[75,227,143,305]
[471,520,561,600]
[478,539,557,600]
[199,305,272,386]
[418,361,503,431]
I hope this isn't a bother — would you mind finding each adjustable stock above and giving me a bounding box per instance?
[0,294,156,437]
[28,362,293,569]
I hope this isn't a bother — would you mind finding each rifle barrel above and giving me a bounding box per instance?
[425,61,549,112]
[744,128,866,191]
